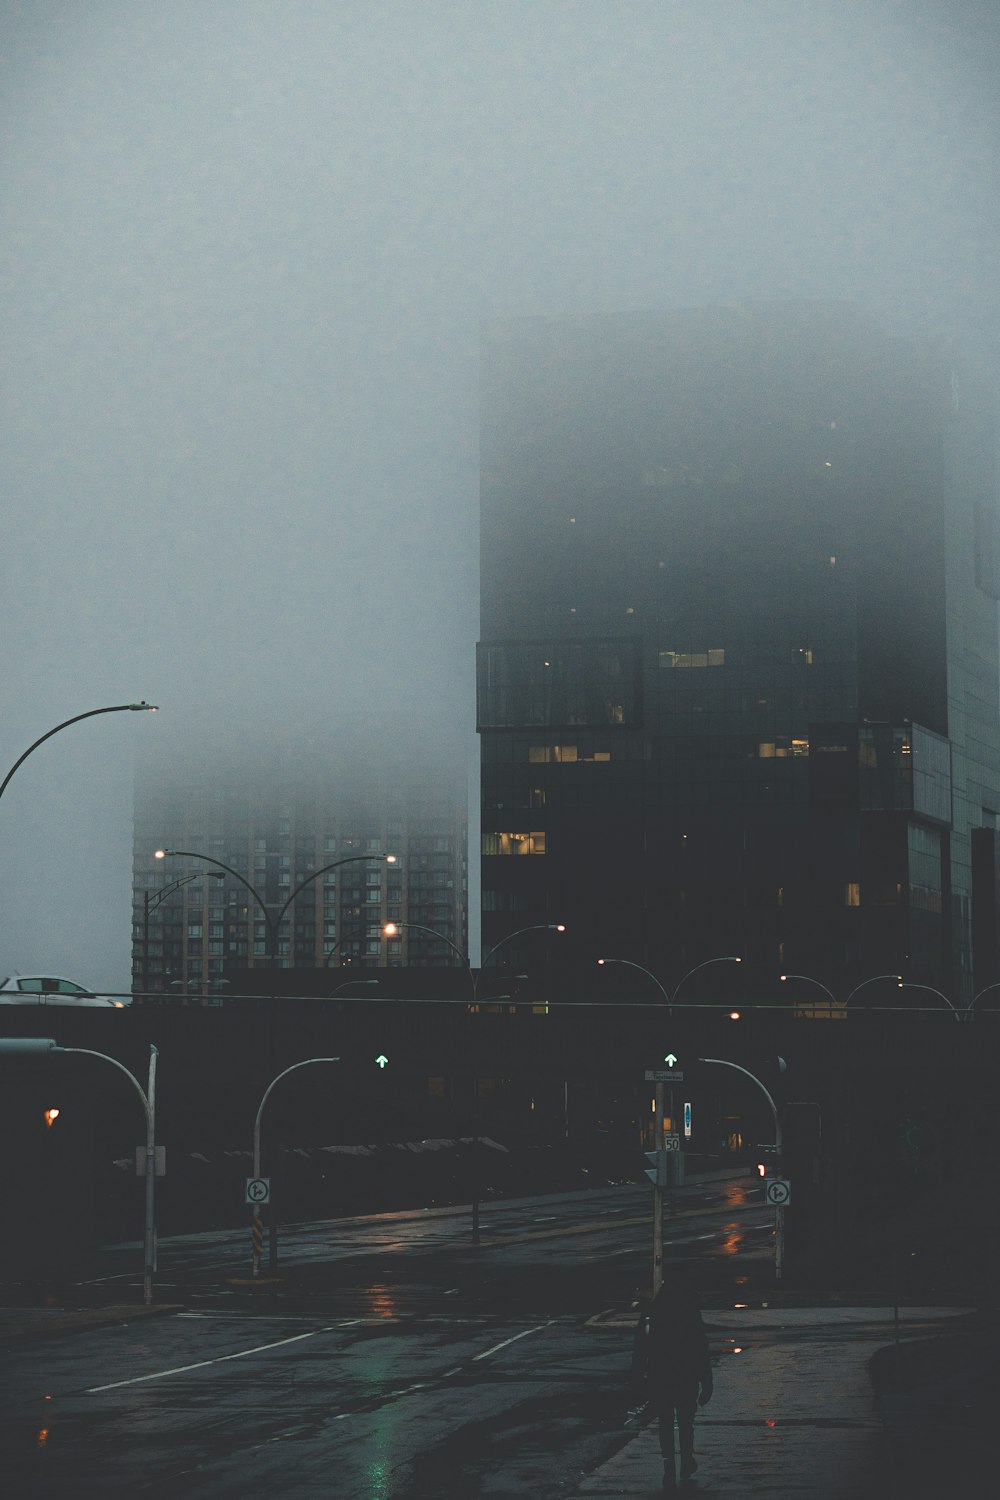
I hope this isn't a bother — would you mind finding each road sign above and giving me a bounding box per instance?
[765,1178,791,1206]
[645,1069,684,1082]
[246,1177,271,1205]
[375,1054,389,1069]
[664,1053,679,1067]
[757,1142,780,1154]
[683,1102,692,1138]
[662,1133,681,1151]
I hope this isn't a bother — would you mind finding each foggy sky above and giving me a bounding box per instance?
[3,0,999,991]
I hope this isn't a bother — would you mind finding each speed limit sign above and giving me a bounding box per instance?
[765,1178,791,1206]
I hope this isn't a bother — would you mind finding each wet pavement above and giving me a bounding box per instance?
[569,1305,982,1499]
[0,1179,992,1497]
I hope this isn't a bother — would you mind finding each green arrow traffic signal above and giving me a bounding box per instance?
[375,1054,388,1069]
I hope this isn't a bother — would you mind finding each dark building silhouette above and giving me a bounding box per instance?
[477,304,1000,1008]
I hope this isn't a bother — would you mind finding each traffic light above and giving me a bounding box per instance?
[643,1149,667,1186]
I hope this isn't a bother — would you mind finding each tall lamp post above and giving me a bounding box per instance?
[780,972,905,1012]
[154,849,396,970]
[251,1057,339,1277]
[139,871,224,999]
[382,920,555,1245]
[598,956,742,1266]
[0,702,158,807]
[969,982,1000,1019]
[598,954,743,1016]
[0,1038,159,1304]
[698,1055,785,1280]
[481,923,567,979]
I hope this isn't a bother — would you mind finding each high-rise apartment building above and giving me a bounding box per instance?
[477,304,1000,1005]
[133,736,467,1001]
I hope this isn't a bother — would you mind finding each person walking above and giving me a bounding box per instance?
[631,1273,714,1491]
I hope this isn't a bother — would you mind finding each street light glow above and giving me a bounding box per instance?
[384,922,398,936]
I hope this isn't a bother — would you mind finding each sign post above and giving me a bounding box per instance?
[652,1080,664,1292]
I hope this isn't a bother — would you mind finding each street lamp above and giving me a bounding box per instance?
[251,1057,339,1277]
[155,848,396,968]
[597,955,742,1014]
[969,982,1000,1019]
[698,1055,785,1281]
[329,978,380,998]
[0,702,158,807]
[896,981,962,1021]
[383,921,477,1000]
[844,974,904,1008]
[0,1038,159,1304]
[481,923,567,972]
[138,871,225,999]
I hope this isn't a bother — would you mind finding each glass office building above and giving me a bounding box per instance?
[477,304,1000,1006]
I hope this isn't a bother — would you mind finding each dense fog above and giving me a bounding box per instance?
[2,1,999,990]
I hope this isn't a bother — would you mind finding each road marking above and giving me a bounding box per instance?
[86,1329,327,1391]
[472,1321,552,1362]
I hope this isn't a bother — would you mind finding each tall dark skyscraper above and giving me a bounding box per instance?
[477,304,1000,1006]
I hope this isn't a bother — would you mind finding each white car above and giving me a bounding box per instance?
[0,974,130,1008]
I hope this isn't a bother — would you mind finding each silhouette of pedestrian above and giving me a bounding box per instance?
[631,1273,713,1491]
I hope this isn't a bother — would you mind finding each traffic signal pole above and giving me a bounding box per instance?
[652,1080,664,1293]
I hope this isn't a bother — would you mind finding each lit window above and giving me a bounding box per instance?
[483,831,547,856]
[845,883,861,907]
[659,649,725,668]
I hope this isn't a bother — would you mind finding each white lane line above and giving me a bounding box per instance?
[472,1322,552,1362]
[86,1329,328,1391]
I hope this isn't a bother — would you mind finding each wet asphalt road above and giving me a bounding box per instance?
[1,1176,772,1497]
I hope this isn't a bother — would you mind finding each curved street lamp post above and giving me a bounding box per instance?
[251,1057,339,1277]
[382,920,566,1244]
[698,1055,785,1281]
[139,871,225,999]
[154,849,396,985]
[0,1038,159,1303]
[597,955,742,1279]
[0,702,158,808]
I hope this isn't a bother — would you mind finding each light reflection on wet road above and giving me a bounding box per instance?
[0,1174,773,1496]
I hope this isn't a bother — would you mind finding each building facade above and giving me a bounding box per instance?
[133,739,467,1001]
[477,304,1000,1007]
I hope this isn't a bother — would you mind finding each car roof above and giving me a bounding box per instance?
[1,974,92,988]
